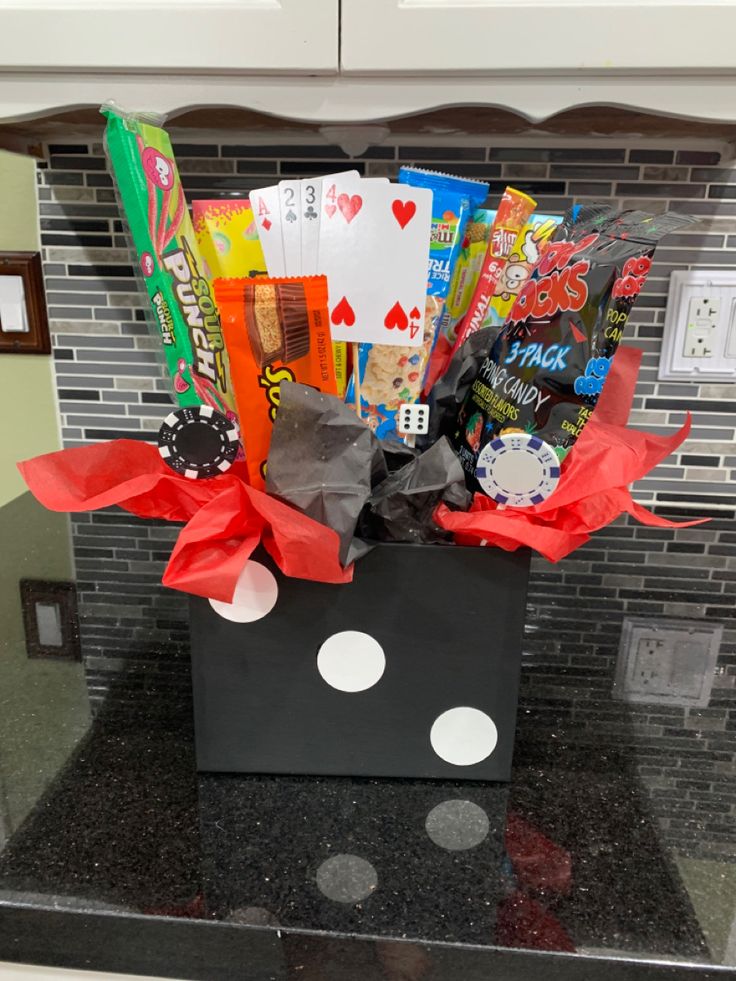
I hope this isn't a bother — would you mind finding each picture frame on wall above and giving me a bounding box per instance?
[0,251,51,355]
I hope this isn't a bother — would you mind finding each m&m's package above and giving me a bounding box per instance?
[452,207,696,504]
[192,199,267,280]
[426,207,496,393]
[103,106,236,418]
[214,275,337,489]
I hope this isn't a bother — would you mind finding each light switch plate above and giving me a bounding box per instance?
[0,273,28,332]
[659,270,736,381]
[613,616,722,707]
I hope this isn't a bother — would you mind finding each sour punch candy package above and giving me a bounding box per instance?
[103,107,235,417]
[453,208,696,502]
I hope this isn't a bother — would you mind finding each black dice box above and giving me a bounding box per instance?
[189,543,530,782]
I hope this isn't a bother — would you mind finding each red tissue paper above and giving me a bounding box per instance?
[17,345,701,600]
[434,345,704,561]
[17,445,351,603]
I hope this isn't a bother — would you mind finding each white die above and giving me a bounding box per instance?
[397,403,430,436]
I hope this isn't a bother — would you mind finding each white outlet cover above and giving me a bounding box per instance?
[613,616,723,707]
[660,270,736,382]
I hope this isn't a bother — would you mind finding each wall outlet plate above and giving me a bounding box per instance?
[613,616,722,707]
[659,270,736,382]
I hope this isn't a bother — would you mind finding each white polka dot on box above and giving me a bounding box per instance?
[190,542,530,782]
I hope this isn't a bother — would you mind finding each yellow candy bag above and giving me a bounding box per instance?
[192,199,267,280]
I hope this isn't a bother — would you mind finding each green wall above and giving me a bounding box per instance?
[0,148,89,837]
[0,148,63,508]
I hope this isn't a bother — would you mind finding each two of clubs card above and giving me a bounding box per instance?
[252,172,433,349]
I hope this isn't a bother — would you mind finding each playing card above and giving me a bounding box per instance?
[279,179,302,276]
[300,171,359,276]
[318,178,432,347]
[251,183,285,276]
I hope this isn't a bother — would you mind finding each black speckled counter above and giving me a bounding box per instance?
[1,496,735,981]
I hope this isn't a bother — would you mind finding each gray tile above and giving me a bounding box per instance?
[66,415,143,428]
[629,150,675,164]
[399,145,486,161]
[59,401,125,414]
[691,168,736,183]
[550,164,638,179]
[676,150,721,165]
[569,182,613,196]
[501,163,549,179]
[660,233,725,248]
[76,350,160,363]
[642,166,691,182]
[616,182,706,198]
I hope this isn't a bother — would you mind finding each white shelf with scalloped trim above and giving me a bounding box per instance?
[1,0,736,128]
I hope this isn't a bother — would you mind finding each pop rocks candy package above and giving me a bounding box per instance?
[481,213,563,330]
[452,208,697,503]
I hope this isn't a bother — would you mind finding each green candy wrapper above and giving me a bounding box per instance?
[102,105,236,419]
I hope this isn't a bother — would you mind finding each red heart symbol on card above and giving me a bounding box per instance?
[384,301,409,331]
[337,193,362,223]
[409,306,421,319]
[331,296,356,327]
[392,200,417,229]
[324,203,337,219]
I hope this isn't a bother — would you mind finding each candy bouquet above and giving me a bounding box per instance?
[20,108,702,604]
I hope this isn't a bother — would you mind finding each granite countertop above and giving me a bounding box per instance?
[1,495,735,981]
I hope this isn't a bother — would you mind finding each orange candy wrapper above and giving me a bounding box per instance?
[214,275,337,490]
[448,187,536,363]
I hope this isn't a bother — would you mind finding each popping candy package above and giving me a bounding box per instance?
[452,207,697,499]
[102,106,236,418]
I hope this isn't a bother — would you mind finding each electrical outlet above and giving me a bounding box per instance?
[613,617,723,707]
[682,296,718,357]
[660,271,736,381]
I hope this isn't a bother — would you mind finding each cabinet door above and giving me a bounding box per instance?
[0,0,338,73]
[341,0,736,72]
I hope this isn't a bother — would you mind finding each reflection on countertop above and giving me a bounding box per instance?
[0,494,735,979]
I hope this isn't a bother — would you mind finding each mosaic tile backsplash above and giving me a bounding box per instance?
[36,137,736,859]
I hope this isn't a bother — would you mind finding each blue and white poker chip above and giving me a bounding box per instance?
[157,405,239,480]
[475,433,560,508]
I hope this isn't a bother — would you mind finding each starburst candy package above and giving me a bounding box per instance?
[102,106,236,417]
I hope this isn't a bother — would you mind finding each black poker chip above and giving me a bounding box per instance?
[158,405,239,480]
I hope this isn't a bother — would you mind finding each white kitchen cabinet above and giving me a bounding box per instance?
[1,0,736,126]
[0,0,338,73]
[341,0,736,74]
